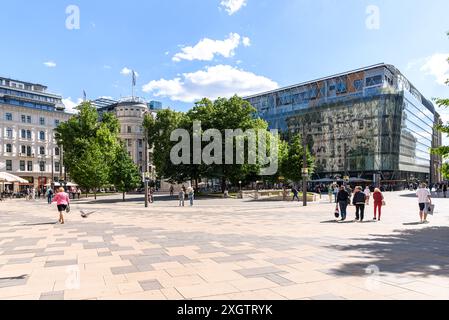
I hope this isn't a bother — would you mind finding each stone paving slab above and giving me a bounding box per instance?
[1,191,449,300]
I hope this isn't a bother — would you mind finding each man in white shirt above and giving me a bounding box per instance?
[416,183,432,224]
[364,186,371,205]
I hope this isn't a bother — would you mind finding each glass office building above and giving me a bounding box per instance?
[246,64,443,185]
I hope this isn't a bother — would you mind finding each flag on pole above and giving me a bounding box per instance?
[132,70,137,87]
[83,90,87,102]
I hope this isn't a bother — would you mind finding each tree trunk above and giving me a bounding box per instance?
[94,191,97,200]
[123,192,126,202]
[221,177,226,193]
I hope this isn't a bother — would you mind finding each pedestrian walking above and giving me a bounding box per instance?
[179,189,185,207]
[364,186,371,206]
[170,185,174,197]
[148,187,155,203]
[328,185,333,203]
[337,186,350,221]
[52,187,70,225]
[333,185,339,204]
[292,186,300,202]
[373,188,384,221]
[46,187,54,204]
[353,187,367,222]
[443,184,448,198]
[416,183,432,224]
[187,187,195,206]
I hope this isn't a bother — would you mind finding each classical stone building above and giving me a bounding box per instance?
[93,97,157,180]
[0,77,71,191]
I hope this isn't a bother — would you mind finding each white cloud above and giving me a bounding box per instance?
[44,61,57,68]
[142,64,278,103]
[220,0,247,15]
[62,97,83,114]
[242,37,251,47]
[420,53,449,85]
[120,67,139,77]
[173,33,250,62]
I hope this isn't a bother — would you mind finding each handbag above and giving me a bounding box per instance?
[66,204,71,213]
[382,200,386,206]
[334,205,340,219]
[426,203,435,215]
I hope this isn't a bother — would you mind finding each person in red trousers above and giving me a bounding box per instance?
[373,188,384,221]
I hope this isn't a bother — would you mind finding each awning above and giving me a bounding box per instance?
[0,172,29,183]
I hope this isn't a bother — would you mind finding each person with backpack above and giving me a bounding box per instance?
[46,187,54,204]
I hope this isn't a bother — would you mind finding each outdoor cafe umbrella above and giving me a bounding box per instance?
[0,172,29,194]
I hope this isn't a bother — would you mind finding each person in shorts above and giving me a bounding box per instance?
[416,183,432,224]
[52,187,70,224]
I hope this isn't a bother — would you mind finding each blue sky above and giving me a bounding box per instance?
[0,0,448,124]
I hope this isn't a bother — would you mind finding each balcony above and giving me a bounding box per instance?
[19,153,35,158]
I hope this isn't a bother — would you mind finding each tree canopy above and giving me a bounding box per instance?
[55,102,141,200]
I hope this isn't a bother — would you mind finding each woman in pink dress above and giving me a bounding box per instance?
[52,187,70,224]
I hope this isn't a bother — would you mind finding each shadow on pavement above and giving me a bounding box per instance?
[0,275,28,281]
[22,222,58,226]
[328,227,449,278]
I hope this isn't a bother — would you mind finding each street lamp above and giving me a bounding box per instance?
[239,181,242,192]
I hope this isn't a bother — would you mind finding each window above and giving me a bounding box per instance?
[21,145,26,154]
[128,139,132,147]
[21,115,26,123]
[27,130,32,139]
[27,161,33,171]
[5,113,13,121]
[39,131,45,140]
[366,75,383,87]
[54,119,60,127]
[128,126,132,133]
[39,161,45,172]
[55,162,60,172]
[6,160,12,171]
[6,144,12,153]
[27,116,32,123]
[138,152,143,160]
[336,81,347,94]
[138,139,143,148]
[27,146,32,157]
[353,79,363,91]
[6,128,13,139]
[39,117,45,125]
[20,161,25,171]
[55,147,60,156]
[21,129,26,139]
[40,146,45,155]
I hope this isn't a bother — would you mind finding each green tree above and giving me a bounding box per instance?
[55,102,121,199]
[110,145,142,201]
[70,140,110,199]
[442,162,449,180]
[279,135,315,184]
[143,109,188,184]
[432,33,449,158]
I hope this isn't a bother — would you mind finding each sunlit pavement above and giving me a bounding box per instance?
[1,191,448,300]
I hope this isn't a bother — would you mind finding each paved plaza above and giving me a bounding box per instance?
[0,192,449,300]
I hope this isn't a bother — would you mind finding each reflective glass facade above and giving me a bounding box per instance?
[246,64,443,184]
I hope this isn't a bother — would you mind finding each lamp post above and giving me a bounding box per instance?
[239,181,242,192]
